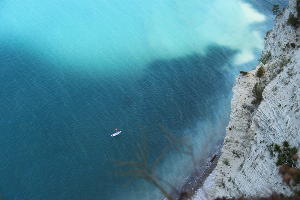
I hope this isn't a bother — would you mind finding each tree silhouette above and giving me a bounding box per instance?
[114,127,197,200]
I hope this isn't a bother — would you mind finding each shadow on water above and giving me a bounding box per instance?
[0,41,237,200]
[137,46,237,132]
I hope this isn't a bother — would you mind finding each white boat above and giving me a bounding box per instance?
[111,130,122,137]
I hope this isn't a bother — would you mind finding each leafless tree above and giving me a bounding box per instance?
[160,126,197,171]
[114,127,197,200]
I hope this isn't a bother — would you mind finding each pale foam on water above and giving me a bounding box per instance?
[0,0,265,72]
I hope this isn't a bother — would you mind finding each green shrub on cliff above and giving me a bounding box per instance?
[251,83,263,105]
[273,141,298,167]
[256,66,265,78]
[297,0,300,14]
[259,52,271,65]
[272,4,280,16]
[240,71,248,76]
[287,14,298,27]
[223,159,230,166]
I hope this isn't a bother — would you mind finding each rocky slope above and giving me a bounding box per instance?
[194,0,300,198]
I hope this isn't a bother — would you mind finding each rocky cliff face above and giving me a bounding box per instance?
[194,0,300,198]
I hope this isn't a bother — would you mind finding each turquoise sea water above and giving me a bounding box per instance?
[0,0,286,199]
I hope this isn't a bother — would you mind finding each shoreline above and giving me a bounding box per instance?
[175,142,222,200]
[195,0,299,197]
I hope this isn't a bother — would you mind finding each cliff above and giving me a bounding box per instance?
[194,0,300,198]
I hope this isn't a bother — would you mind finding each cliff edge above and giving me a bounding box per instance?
[194,0,300,198]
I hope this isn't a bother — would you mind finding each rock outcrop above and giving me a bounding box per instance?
[194,0,300,198]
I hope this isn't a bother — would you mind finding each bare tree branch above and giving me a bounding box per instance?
[114,126,199,200]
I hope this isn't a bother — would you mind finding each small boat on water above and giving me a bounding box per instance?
[111,129,122,137]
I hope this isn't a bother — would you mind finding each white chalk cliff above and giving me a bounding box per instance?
[194,0,300,198]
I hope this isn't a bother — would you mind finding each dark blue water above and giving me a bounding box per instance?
[0,0,287,199]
